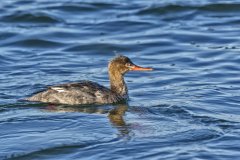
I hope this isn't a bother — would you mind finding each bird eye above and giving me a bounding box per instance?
[125,63,131,67]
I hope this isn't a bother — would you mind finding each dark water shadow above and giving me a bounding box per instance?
[40,103,131,138]
[0,102,131,159]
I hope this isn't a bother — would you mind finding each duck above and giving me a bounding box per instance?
[25,55,153,105]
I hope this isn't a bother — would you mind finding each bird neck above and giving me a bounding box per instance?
[109,70,128,98]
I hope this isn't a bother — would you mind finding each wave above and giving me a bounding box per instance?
[3,138,120,160]
[137,3,240,15]
[2,38,65,48]
[45,2,118,13]
[1,11,63,24]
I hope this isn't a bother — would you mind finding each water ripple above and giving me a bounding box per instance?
[1,38,65,48]
[1,11,63,24]
[1,0,240,159]
[137,3,240,16]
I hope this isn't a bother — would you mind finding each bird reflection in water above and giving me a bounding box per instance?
[44,103,130,137]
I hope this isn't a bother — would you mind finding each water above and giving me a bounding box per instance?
[1,0,240,159]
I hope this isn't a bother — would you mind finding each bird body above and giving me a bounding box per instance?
[26,55,152,105]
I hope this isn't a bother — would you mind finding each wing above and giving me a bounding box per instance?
[49,81,108,92]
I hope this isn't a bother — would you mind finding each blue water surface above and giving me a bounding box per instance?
[1,0,240,159]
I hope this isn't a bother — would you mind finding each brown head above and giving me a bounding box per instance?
[108,55,153,75]
[108,55,153,97]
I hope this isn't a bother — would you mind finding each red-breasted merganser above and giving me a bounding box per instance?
[26,55,153,105]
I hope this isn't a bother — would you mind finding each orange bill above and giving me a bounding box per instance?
[131,65,153,71]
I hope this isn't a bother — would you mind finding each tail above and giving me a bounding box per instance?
[18,98,31,102]
[23,91,45,102]
[23,96,37,102]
